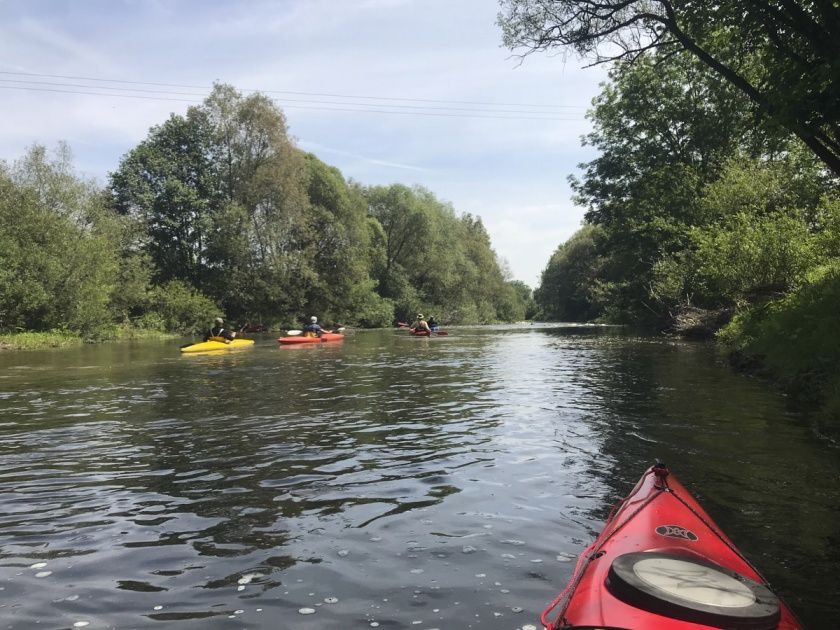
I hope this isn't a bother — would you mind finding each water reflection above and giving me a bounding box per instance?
[0,327,837,628]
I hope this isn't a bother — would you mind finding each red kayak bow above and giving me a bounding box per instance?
[542,464,801,630]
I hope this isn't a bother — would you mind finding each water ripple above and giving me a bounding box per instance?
[0,327,837,628]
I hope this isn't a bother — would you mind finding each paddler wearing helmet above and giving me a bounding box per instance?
[204,316,236,343]
[303,315,324,338]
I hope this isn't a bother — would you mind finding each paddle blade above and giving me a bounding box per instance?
[435,331,449,336]
[286,330,302,336]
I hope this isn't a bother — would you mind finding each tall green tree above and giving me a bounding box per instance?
[364,184,515,323]
[110,109,216,286]
[535,225,605,321]
[0,145,119,335]
[301,154,392,326]
[566,53,759,322]
[110,84,312,324]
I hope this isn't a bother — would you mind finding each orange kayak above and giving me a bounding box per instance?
[278,333,344,345]
[541,464,801,630]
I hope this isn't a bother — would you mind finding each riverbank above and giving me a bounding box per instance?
[716,264,840,441]
[0,328,177,351]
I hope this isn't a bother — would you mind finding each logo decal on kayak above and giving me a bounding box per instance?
[655,525,698,541]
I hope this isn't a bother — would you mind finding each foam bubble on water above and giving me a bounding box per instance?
[73,623,89,628]
[30,562,47,569]
[35,571,52,578]
[235,609,244,614]
[337,549,349,557]
[237,573,262,585]
[511,606,524,613]
[500,589,510,593]
[556,552,576,562]
[474,573,486,578]
[66,595,79,601]
[493,612,502,617]
[522,625,538,630]
[501,553,516,559]
[153,605,163,611]
[530,558,543,563]
[410,569,423,574]
[370,623,379,628]
[461,545,477,554]
[324,596,338,604]
[256,608,263,612]
[299,608,316,615]
[237,585,245,591]
[501,539,525,546]
[369,536,382,542]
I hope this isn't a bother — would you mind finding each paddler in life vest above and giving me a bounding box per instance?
[427,315,439,331]
[413,313,431,334]
[303,316,324,338]
[204,317,236,343]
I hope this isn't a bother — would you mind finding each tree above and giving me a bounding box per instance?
[364,184,517,323]
[567,52,756,322]
[301,154,391,325]
[535,224,605,321]
[498,0,840,176]
[110,84,312,324]
[110,109,217,286]
[0,146,118,335]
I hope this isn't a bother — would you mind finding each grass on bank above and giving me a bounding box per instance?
[0,326,178,351]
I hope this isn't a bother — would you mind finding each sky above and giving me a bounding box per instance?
[0,0,608,287]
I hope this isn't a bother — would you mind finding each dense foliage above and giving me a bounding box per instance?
[528,43,840,423]
[1,85,533,340]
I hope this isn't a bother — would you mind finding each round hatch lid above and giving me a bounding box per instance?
[606,551,781,629]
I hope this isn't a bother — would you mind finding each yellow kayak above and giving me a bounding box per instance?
[180,338,255,353]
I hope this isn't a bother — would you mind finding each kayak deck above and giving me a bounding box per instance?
[542,464,801,630]
[180,338,254,353]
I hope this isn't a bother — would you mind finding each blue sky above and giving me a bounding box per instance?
[0,0,608,286]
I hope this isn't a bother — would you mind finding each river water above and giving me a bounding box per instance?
[1,325,838,629]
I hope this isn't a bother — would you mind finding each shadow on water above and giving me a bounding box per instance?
[0,326,837,628]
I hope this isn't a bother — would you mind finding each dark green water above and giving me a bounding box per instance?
[0,325,837,629]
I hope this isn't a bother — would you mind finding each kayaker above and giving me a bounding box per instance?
[413,313,431,334]
[204,317,236,343]
[303,316,324,338]
[427,315,439,331]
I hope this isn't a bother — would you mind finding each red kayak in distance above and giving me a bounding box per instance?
[408,329,448,336]
[541,464,801,630]
[278,332,344,345]
[397,321,409,328]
